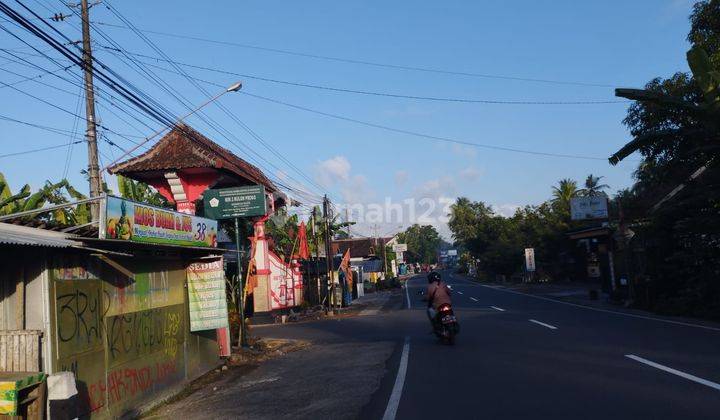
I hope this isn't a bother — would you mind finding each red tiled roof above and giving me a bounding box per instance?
[108,124,277,193]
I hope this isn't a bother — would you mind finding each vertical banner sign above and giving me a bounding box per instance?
[524,248,536,272]
[187,260,231,356]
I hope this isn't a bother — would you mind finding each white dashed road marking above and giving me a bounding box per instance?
[469,297,478,302]
[626,355,720,391]
[491,306,505,312]
[529,319,558,330]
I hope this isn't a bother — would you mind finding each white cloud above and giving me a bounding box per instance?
[494,203,521,217]
[414,176,456,199]
[459,166,481,182]
[340,174,374,204]
[315,155,351,186]
[394,170,408,186]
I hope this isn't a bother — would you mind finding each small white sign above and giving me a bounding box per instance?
[570,197,609,221]
[447,249,458,256]
[392,243,408,253]
[524,248,536,272]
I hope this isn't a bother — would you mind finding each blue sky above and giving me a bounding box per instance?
[0,0,697,236]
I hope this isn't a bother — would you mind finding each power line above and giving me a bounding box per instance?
[0,139,83,158]
[98,46,625,105]
[99,1,335,201]
[241,91,620,162]
[92,20,617,88]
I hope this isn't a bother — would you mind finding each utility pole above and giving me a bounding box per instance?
[323,195,337,314]
[345,207,351,237]
[312,207,322,306]
[80,0,101,220]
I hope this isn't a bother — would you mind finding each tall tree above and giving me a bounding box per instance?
[551,179,578,207]
[580,174,609,197]
[606,0,720,318]
[397,224,441,264]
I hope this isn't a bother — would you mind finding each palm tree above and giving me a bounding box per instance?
[580,174,610,197]
[551,179,578,208]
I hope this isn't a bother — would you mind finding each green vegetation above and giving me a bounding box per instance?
[448,1,720,319]
[605,0,720,319]
[0,172,90,226]
[396,224,441,264]
[448,192,574,282]
[117,175,169,207]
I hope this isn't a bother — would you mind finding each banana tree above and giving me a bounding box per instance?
[0,172,91,226]
[0,172,31,215]
[117,175,168,207]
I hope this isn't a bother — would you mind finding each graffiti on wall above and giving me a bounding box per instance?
[106,305,184,367]
[55,282,110,356]
[52,256,193,417]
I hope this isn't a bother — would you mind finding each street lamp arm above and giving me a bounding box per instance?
[101,81,242,173]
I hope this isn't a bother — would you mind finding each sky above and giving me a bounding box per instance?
[0,0,698,238]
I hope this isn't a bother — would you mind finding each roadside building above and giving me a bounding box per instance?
[331,237,394,293]
[0,201,223,418]
[108,124,302,318]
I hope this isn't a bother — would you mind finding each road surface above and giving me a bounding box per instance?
[257,271,720,419]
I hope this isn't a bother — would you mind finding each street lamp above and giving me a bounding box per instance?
[100,81,243,173]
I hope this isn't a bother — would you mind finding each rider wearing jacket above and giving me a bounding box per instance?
[426,271,452,326]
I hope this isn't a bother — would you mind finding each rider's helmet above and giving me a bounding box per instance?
[428,271,441,284]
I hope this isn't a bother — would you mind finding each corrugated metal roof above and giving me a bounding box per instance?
[0,222,78,248]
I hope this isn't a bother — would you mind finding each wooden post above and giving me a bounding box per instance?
[15,265,24,330]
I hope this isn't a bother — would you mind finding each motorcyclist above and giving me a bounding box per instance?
[426,271,452,329]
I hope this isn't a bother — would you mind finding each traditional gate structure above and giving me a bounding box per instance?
[110,124,301,316]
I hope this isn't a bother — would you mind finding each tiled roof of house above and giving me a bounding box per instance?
[331,237,393,258]
[109,124,277,193]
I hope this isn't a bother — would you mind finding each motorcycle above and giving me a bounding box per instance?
[432,302,459,345]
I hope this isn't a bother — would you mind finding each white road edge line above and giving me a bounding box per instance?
[625,354,720,391]
[404,280,411,309]
[491,306,505,312]
[529,319,558,330]
[456,280,720,332]
[470,297,478,302]
[383,336,410,420]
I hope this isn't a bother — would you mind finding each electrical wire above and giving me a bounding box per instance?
[97,46,625,105]
[242,91,619,161]
[91,20,617,88]
[100,1,334,202]
[0,139,83,158]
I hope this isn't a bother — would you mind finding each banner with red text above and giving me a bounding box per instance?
[101,196,217,247]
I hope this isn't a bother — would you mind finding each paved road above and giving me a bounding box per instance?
[258,271,720,419]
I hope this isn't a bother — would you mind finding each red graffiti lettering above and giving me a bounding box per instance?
[87,380,107,412]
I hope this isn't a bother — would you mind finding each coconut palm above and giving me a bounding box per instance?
[580,174,610,197]
[551,179,578,207]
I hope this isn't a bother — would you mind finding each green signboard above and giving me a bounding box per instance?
[203,185,267,220]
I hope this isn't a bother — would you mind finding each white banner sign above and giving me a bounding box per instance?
[524,248,536,272]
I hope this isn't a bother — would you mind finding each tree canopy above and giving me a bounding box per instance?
[397,224,441,264]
